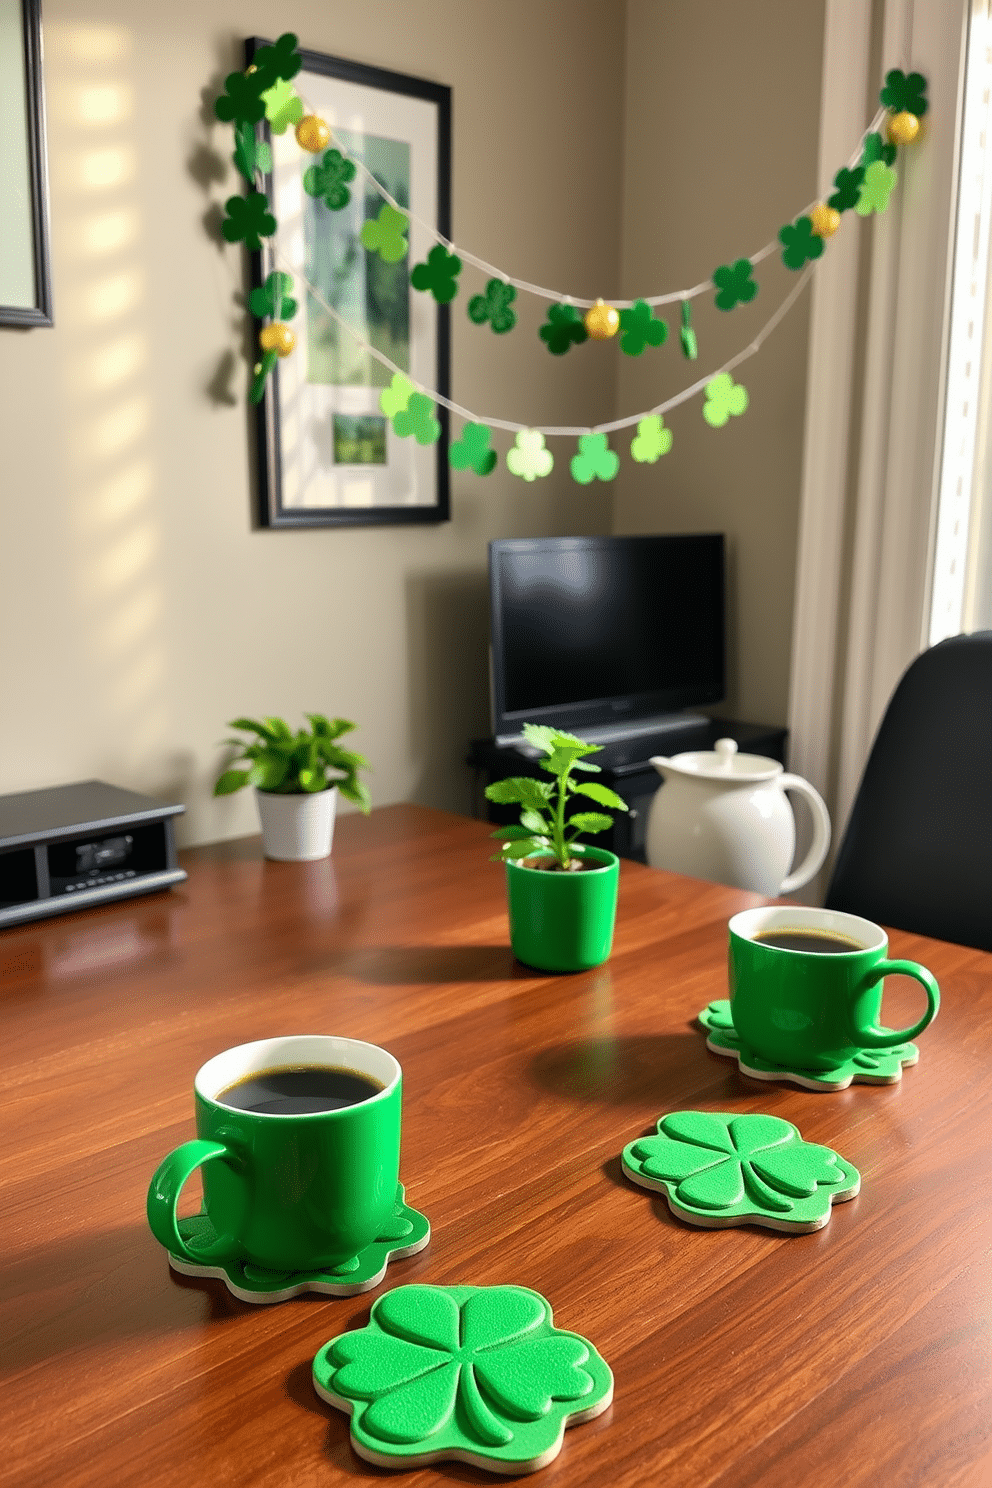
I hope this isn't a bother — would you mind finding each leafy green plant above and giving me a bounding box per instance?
[484,724,628,871]
[214,714,370,809]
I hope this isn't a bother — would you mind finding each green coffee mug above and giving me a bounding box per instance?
[146,1036,402,1273]
[728,907,940,1072]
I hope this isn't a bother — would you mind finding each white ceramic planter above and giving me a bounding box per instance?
[255,787,337,861]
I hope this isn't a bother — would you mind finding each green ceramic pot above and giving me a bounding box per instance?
[505,847,620,972]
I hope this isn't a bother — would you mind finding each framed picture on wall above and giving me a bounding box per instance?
[246,40,451,528]
[0,0,53,327]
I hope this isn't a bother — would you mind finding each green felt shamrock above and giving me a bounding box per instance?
[410,244,462,304]
[361,205,409,264]
[232,122,271,185]
[856,159,897,216]
[622,1112,861,1231]
[828,165,865,213]
[630,415,672,463]
[862,131,897,169]
[251,33,302,89]
[393,392,440,444]
[571,433,619,484]
[313,1284,613,1471]
[303,149,357,211]
[379,373,415,420]
[468,279,517,333]
[618,299,668,355]
[506,430,553,481]
[703,373,748,427]
[712,258,758,312]
[450,423,497,475]
[221,191,277,250]
[778,216,825,271]
[260,77,304,135]
[539,302,588,355]
[214,71,267,127]
[249,271,297,322]
[880,67,928,117]
[680,299,698,360]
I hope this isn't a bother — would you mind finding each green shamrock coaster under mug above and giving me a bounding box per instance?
[698,998,920,1091]
[622,1110,860,1233]
[169,1183,430,1303]
[313,1283,614,1474]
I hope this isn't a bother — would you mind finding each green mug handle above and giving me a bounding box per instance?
[851,959,940,1049]
[146,1140,244,1265]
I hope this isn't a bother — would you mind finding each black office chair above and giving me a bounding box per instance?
[825,630,992,950]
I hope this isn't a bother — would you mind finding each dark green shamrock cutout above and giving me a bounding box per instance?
[261,77,304,135]
[539,302,588,355]
[828,164,865,213]
[571,433,619,484]
[618,299,668,355]
[468,278,517,333]
[361,205,409,264]
[680,299,698,359]
[862,131,897,169]
[249,350,278,405]
[393,392,440,444]
[410,244,462,304]
[712,258,758,311]
[249,271,297,322]
[622,1111,861,1232]
[221,191,277,250]
[779,215,825,271]
[251,33,302,90]
[214,71,267,126]
[232,122,272,185]
[303,149,357,211]
[450,423,496,475]
[880,67,928,117]
[313,1284,613,1471]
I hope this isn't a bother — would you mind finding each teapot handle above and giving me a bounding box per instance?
[778,774,832,894]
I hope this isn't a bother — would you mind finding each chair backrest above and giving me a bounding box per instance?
[825,631,992,950]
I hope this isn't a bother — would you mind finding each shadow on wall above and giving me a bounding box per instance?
[405,569,491,815]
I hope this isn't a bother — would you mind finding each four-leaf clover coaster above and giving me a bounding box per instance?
[622,1111,860,1233]
[313,1284,613,1473]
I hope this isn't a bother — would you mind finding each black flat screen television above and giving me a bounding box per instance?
[488,533,725,743]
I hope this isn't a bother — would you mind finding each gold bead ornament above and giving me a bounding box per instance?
[259,323,296,357]
[584,298,620,339]
[887,110,920,146]
[295,115,331,153]
[809,203,841,238]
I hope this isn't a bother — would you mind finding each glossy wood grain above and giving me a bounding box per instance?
[3,805,991,1487]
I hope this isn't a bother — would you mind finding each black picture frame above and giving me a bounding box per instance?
[0,0,53,328]
[245,40,451,528]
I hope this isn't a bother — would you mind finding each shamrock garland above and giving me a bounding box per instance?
[468,279,517,333]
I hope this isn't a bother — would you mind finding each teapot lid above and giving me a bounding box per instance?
[656,736,783,783]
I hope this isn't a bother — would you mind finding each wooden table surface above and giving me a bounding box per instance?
[4,804,991,1488]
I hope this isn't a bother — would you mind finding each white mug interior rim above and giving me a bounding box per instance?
[728,905,887,954]
[194,1036,400,1116]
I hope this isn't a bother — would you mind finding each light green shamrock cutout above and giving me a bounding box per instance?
[622,1111,861,1232]
[571,433,619,484]
[507,430,553,482]
[630,415,672,463]
[450,423,497,475]
[393,392,440,444]
[312,1284,613,1471]
[261,77,304,134]
[703,373,748,427]
[361,204,409,263]
[856,159,898,217]
[379,374,415,420]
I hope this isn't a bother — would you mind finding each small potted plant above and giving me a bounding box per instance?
[485,724,628,971]
[214,713,370,861]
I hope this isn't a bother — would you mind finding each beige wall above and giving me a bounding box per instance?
[1,0,826,846]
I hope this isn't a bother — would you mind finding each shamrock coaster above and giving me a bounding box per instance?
[622,1111,860,1233]
[313,1283,614,1474]
[698,999,920,1091]
[167,1184,429,1304]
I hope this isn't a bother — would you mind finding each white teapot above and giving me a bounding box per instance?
[645,738,831,895]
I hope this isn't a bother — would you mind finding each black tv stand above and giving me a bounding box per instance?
[467,718,788,862]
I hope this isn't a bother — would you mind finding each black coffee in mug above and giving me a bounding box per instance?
[217,1064,385,1115]
[752,928,863,954]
